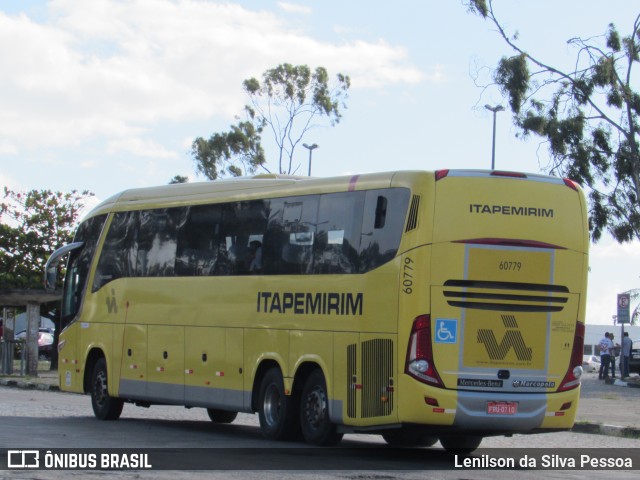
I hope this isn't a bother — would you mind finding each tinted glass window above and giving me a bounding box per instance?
[313,192,364,274]
[263,196,318,274]
[90,187,410,286]
[93,211,137,291]
[176,204,223,276]
[219,200,269,275]
[359,188,410,272]
[135,208,186,277]
[62,214,107,320]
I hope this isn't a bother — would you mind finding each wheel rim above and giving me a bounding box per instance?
[93,370,108,408]
[263,383,281,428]
[303,386,327,430]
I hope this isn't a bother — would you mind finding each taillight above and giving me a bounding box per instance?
[563,178,579,191]
[558,321,585,391]
[435,170,449,181]
[405,315,444,388]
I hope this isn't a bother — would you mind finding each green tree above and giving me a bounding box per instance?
[469,0,640,242]
[169,175,189,184]
[0,188,93,289]
[1,188,94,370]
[192,63,350,179]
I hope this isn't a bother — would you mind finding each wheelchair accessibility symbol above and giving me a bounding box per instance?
[435,319,458,344]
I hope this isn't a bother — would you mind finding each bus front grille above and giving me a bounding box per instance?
[443,280,569,313]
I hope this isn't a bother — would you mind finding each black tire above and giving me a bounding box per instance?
[90,358,124,421]
[439,435,482,454]
[382,430,438,447]
[258,367,299,440]
[300,369,343,446]
[207,409,238,424]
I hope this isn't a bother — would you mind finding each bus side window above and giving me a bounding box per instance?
[220,200,269,275]
[93,211,137,291]
[176,204,222,276]
[135,208,184,277]
[313,192,364,274]
[358,188,410,273]
[263,196,318,275]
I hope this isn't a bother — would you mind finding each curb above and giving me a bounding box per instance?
[0,377,59,392]
[604,377,640,388]
[571,422,640,439]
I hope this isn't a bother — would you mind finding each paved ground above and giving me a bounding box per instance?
[1,367,639,437]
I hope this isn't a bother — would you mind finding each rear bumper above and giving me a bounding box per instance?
[397,375,579,433]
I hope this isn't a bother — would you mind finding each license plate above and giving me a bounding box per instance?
[487,401,518,415]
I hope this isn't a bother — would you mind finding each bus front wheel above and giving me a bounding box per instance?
[90,358,124,421]
[258,368,299,440]
[207,409,238,424]
[300,369,343,446]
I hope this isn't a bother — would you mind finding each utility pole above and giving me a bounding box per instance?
[485,104,504,170]
[303,143,318,176]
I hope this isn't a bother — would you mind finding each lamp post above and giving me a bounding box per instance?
[485,104,504,170]
[303,143,318,176]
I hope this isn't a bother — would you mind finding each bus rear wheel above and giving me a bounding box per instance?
[382,430,438,447]
[90,358,124,421]
[300,369,343,446]
[207,409,238,424]
[258,367,299,440]
[439,435,482,453]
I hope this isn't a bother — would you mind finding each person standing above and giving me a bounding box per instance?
[609,333,619,378]
[598,332,613,380]
[621,332,633,378]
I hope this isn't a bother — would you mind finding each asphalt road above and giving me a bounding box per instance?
[1,387,639,479]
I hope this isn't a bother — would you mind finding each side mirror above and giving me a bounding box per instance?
[43,242,85,291]
[45,266,57,292]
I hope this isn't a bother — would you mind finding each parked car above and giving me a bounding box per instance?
[14,328,55,360]
[630,339,640,375]
[582,354,601,373]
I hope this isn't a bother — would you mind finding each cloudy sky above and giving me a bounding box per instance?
[1,0,639,325]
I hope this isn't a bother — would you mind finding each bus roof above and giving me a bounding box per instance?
[83,169,580,219]
[84,171,410,218]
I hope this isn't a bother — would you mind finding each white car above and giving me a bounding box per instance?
[582,354,601,373]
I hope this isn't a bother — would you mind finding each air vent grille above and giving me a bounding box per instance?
[405,195,421,232]
[443,280,569,313]
[347,343,357,419]
[361,338,394,418]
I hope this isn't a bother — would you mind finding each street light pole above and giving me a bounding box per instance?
[303,143,318,176]
[485,104,504,170]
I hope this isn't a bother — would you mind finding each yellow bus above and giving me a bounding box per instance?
[45,170,588,451]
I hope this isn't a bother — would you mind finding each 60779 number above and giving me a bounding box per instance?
[403,257,414,294]
[499,261,522,271]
